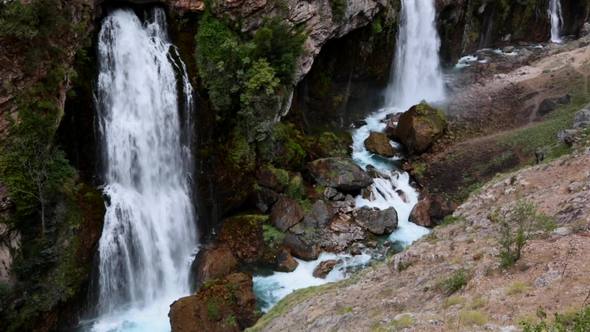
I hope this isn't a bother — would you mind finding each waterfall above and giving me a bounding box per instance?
[385,0,445,110]
[92,8,197,331]
[549,0,564,43]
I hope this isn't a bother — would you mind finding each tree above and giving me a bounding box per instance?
[0,108,73,235]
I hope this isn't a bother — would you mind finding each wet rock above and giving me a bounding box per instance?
[284,233,320,261]
[190,244,238,290]
[538,94,571,116]
[276,249,299,272]
[312,260,340,278]
[574,108,590,128]
[352,120,367,128]
[410,196,433,227]
[353,207,398,235]
[323,187,340,200]
[303,200,333,228]
[308,158,373,193]
[169,273,258,332]
[392,102,447,154]
[270,196,305,232]
[364,132,396,157]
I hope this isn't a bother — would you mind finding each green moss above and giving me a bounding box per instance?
[262,224,285,249]
[286,174,305,200]
[329,0,347,22]
[207,299,222,321]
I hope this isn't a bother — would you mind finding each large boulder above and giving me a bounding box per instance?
[190,244,238,290]
[353,207,398,235]
[364,132,396,157]
[169,273,258,332]
[410,196,433,227]
[392,102,447,154]
[537,94,571,116]
[270,196,305,232]
[307,158,373,193]
[218,215,281,265]
[574,108,590,129]
[284,233,320,261]
[321,214,367,252]
[303,200,333,228]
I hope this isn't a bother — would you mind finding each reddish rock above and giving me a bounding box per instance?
[190,244,238,290]
[364,132,397,157]
[313,260,340,278]
[392,102,447,155]
[276,249,299,272]
[410,196,433,227]
[169,273,258,332]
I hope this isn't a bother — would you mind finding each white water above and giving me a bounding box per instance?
[549,0,564,43]
[252,0,442,311]
[385,0,445,109]
[93,8,197,332]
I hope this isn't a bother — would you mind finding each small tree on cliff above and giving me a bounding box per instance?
[0,108,73,235]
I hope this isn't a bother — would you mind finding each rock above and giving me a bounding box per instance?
[276,249,299,272]
[312,260,340,278]
[190,244,238,290]
[270,196,305,232]
[284,233,320,261]
[256,165,289,192]
[410,197,433,227]
[308,158,373,193]
[364,132,396,157]
[385,113,403,135]
[557,129,578,146]
[169,273,258,332]
[538,94,570,116]
[352,120,367,128]
[392,102,447,154]
[254,187,280,213]
[353,207,398,235]
[574,108,590,129]
[429,194,457,220]
[323,187,340,200]
[303,200,333,228]
[217,215,274,264]
[322,215,367,252]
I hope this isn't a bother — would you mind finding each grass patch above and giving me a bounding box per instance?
[506,281,531,296]
[458,310,488,326]
[500,92,590,162]
[392,314,415,329]
[440,215,464,227]
[444,296,466,309]
[521,306,590,331]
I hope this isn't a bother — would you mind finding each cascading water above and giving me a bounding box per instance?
[549,0,564,43]
[385,0,445,109]
[252,0,443,311]
[92,8,197,332]
[353,0,443,245]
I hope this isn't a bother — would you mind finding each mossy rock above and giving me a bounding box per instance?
[392,102,447,155]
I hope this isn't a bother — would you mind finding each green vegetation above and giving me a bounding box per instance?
[500,93,590,162]
[444,295,467,309]
[262,224,285,249]
[458,310,488,326]
[506,281,531,296]
[329,0,347,22]
[196,14,305,139]
[440,215,464,227]
[440,269,469,295]
[207,299,221,320]
[491,201,555,268]
[521,306,590,332]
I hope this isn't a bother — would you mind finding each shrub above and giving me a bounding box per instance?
[262,224,285,249]
[440,269,468,295]
[492,201,555,268]
[521,306,590,332]
[459,310,488,326]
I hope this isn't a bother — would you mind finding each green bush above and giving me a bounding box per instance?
[440,269,468,295]
[492,201,555,268]
[330,0,347,22]
[521,306,590,332]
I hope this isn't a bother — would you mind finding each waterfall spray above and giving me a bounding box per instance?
[549,0,564,43]
[92,8,197,331]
